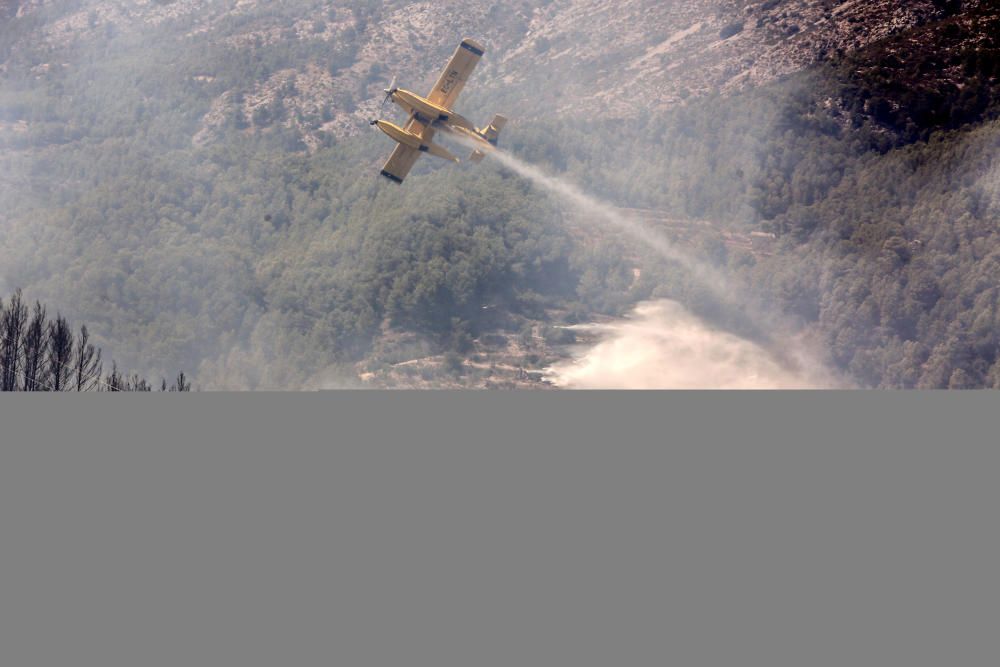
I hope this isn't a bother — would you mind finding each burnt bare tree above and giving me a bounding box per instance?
[1,290,187,392]
[171,371,191,392]
[128,373,151,392]
[73,324,102,392]
[104,362,124,392]
[21,301,49,391]
[1,290,28,391]
[47,314,75,391]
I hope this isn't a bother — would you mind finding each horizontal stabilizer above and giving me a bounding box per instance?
[373,119,458,163]
[422,140,459,163]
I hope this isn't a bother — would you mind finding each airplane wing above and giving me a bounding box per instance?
[380,143,420,184]
[379,116,435,184]
[426,38,484,110]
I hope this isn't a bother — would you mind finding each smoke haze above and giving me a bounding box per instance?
[5,1,996,388]
[547,300,831,389]
[460,139,838,389]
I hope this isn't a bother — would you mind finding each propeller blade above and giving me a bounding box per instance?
[374,75,398,123]
[380,75,398,106]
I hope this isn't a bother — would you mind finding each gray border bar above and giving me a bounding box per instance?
[1,392,997,667]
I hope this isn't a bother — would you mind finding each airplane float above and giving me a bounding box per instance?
[370,38,506,184]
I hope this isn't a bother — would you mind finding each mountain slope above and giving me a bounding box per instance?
[2,0,999,388]
[4,1,982,146]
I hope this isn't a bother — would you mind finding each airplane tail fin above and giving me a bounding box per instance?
[469,113,507,162]
[481,114,507,145]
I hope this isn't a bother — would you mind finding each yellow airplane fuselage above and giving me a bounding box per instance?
[391,89,477,133]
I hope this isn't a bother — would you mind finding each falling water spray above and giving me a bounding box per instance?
[458,138,731,297]
[450,136,841,388]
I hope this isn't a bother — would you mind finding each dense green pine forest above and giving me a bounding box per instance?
[2,1,999,388]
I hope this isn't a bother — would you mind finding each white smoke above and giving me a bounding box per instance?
[547,300,830,389]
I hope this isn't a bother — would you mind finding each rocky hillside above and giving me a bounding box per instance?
[3,1,987,149]
[497,0,981,117]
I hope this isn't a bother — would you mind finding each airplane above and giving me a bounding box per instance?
[370,38,507,184]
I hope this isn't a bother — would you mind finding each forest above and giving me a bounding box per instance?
[1,1,999,388]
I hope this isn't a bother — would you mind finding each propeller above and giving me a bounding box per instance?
[369,75,398,126]
[380,75,398,110]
